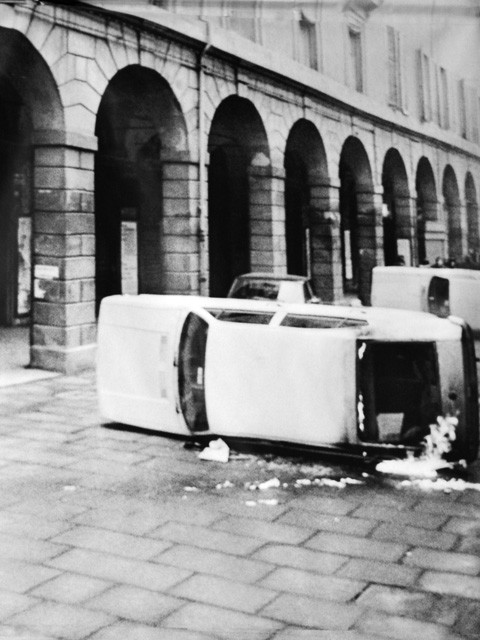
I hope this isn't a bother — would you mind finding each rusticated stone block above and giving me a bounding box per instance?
[35,213,95,235]
[33,324,83,348]
[34,301,95,327]
[59,257,95,280]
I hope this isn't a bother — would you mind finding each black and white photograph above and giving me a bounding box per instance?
[0,0,480,638]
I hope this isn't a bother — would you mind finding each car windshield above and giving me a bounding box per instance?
[229,280,280,301]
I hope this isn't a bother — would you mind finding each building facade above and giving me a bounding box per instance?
[0,0,479,372]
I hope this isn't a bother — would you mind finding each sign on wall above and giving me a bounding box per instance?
[17,217,31,315]
[121,221,138,295]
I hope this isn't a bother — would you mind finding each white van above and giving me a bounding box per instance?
[371,266,480,333]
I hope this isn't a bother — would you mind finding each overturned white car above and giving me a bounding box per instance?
[97,295,479,462]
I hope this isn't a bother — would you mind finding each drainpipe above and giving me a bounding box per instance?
[197,23,211,296]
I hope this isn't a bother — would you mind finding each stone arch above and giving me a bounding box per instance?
[465,171,479,261]
[339,136,375,305]
[381,148,411,266]
[415,157,438,264]
[95,64,189,308]
[0,28,66,366]
[443,165,462,262]
[207,95,271,296]
[284,119,331,299]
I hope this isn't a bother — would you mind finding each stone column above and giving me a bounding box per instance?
[356,187,382,305]
[248,165,286,274]
[159,152,200,295]
[309,179,343,302]
[396,194,416,266]
[31,131,96,374]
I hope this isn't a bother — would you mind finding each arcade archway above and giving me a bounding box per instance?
[443,165,462,261]
[381,149,410,266]
[207,96,270,296]
[415,157,437,264]
[339,137,375,304]
[95,65,188,310]
[465,172,479,261]
[284,119,329,282]
[0,29,63,368]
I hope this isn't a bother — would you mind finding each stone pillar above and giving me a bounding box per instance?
[248,165,286,274]
[309,180,343,303]
[445,198,464,261]
[356,187,382,305]
[31,131,96,374]
[160,152,200,295]
[396,195,416,266]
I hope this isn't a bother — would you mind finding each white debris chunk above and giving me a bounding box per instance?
[245,500,257,507]
[295,478,312,487]
[183,486,199,492]
[401,477,480,492]
[258,499,279,506]
[314,477,363,488]
[257,477,281,491]
[215,480,234,490]
[198,438,230,463]
[376,457,453,479]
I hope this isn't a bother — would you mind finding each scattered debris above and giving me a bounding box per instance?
[198,438,230,463]
[215,480,234,490]
[244,498,279,507]
[314,477,364,488]
[294,478,312,487]
[183,486,200,492]
[247,477,281,491]
[399,477,480,492]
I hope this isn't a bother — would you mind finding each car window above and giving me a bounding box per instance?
[280,314,367,329]
[211,310,275,324]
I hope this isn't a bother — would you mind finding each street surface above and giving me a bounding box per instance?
[0,371,479,639]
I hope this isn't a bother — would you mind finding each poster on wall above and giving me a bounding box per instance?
[121,220,138,295]
[344,229,353,280]
[17,216,32,316]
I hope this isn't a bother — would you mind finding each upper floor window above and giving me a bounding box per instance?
[439,67,449,129]
[298,12,318,70]
[349,27,364,92]
[458,79,467,139]
[387,26,402,109]
[417,50,432,122]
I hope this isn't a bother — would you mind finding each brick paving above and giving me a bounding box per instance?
[0,373,479,639]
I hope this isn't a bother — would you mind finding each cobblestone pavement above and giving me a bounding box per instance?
[0,373,479,639]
